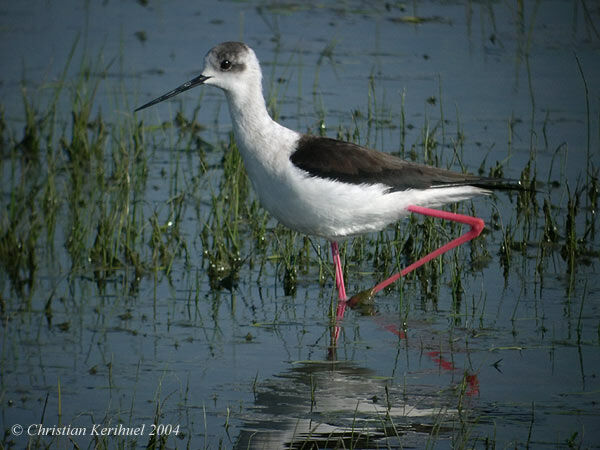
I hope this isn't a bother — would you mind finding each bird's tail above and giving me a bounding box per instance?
[434,176,537,192]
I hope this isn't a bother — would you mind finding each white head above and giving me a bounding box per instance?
[135,41,263,112]
[202,42,262,93]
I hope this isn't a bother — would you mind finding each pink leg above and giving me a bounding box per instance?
[331,241,347,301]
[370,205,484,295]
[331,241,347,347]
[330,205,485,348]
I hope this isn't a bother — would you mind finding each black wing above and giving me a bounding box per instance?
[290,135,521,192]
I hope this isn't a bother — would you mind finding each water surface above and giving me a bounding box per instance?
[1,1,599,448]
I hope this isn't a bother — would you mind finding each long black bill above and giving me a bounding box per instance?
[134,74,211,112]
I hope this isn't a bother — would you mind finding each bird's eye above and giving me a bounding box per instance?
[220,59,232,71]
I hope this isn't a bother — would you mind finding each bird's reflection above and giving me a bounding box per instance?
[234,360,460,449]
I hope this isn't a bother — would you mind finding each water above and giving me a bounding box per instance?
[1,1,599,448]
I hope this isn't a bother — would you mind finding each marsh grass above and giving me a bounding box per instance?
[1,32,598,449]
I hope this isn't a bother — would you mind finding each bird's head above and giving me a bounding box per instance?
[135,41,262,112]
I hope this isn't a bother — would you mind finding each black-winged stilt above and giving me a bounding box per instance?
[136,42,521,340]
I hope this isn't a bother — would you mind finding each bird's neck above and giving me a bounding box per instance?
[226,83,269,131]
[225,84,297,163]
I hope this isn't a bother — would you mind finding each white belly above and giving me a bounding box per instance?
[245,159,487,240]
[231,118,486,241]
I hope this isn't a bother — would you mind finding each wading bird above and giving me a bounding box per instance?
[136,42,521,339]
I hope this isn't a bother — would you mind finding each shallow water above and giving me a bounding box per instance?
[1,1,599,448]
